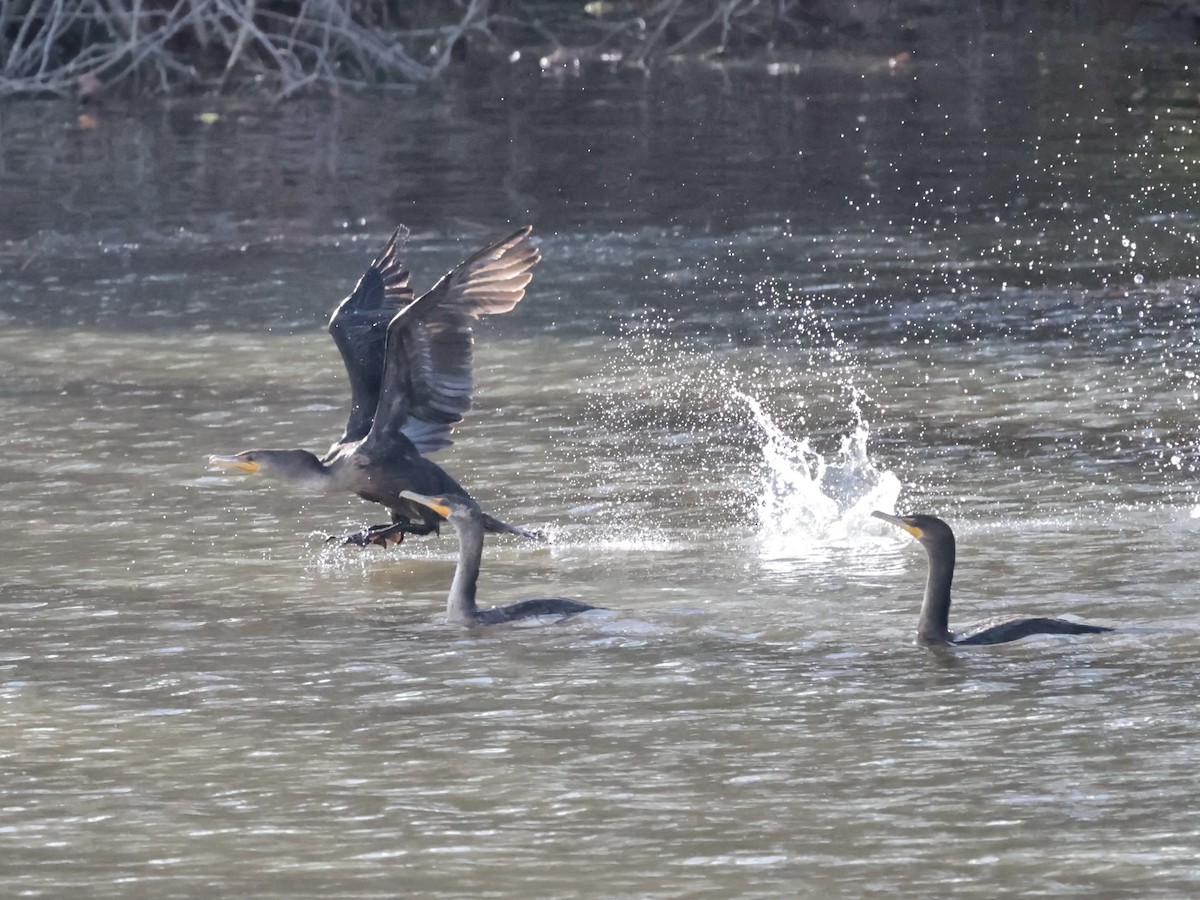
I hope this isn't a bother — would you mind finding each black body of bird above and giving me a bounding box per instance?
[401,490,598,626]
[872,511,1112,646]
[209,226,541,547]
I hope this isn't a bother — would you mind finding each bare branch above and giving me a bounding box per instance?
[0,0,835,98]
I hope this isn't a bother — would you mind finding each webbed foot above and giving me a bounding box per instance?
[338,525,406,548]
[335,520,435,548]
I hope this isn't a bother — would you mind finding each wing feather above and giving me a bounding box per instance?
[366,226,539,454]
[325,227,415,452]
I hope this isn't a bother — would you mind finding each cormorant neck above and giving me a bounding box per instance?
[446,519,484,625]
[917,538,955,644]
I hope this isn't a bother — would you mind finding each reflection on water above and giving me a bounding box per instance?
[3,28,1200,898]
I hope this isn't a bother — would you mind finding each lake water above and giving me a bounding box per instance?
[2,25,1200,897]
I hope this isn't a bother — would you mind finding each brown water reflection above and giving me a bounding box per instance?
[1,31,1195,259]
[2,30,1200,898]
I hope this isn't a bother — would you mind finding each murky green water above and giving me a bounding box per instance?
[2,26,1200,897]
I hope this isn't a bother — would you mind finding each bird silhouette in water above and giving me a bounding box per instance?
[402,490,598,626]
[873,511,1113,646]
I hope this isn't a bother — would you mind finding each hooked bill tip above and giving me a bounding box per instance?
[400,490,451,518]
[872,510,922,539]
[208,455,259,474]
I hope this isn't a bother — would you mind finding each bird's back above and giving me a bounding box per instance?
[954,616,1113,646]
[475,597,597,625]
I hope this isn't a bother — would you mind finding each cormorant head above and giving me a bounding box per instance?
[208,449,323,481]
[872,511,955,552]
[399,490,482,528]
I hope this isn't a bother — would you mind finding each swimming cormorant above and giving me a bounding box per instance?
[401,490,598,626]
[209,226,540,547]
[872,510,1112,646]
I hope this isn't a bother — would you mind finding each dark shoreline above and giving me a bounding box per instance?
[1,1,1184,102]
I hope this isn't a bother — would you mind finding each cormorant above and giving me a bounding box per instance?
[209,226,540,547]
[872,510,1113,646]
[401,490,598,626]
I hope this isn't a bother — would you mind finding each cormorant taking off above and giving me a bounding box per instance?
[209,226,541,547]
[402,490,598,626]
[872,511,1113,646]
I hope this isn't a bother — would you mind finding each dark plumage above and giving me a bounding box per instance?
[209,226,541,547]
[872,511,1113,646]
[402,490,598,626]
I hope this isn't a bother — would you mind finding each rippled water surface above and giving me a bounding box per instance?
[3,25,1200,897]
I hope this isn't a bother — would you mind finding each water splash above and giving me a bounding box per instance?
[734,389,901,560]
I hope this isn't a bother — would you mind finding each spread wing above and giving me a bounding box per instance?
[326,227,415,452]
[366,226,539,454]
